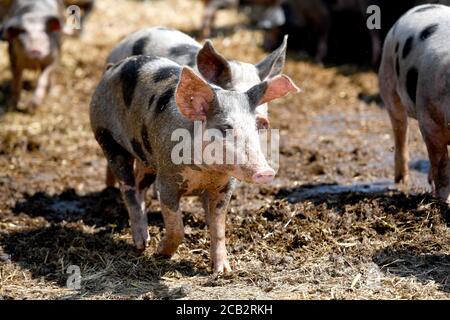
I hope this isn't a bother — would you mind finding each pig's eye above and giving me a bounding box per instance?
[219,124,233,135]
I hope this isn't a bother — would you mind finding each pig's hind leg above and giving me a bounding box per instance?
[418,109,450,202]
[134,161,156,215]
[105,164,117,187]
[380,59,410,185]
[387,93,410,185]
[94,129,149,251]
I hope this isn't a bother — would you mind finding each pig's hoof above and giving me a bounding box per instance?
[395,175,409,186]
[157,237,183,257]
[26,99,40,113]
[156,243,177,258]
[213,259,232,274]
[132,228,149,252]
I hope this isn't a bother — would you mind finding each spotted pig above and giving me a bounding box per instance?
[90,55,299,272]
[379,4,450,202]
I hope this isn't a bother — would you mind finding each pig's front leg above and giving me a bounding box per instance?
[203,189,233,273]
[9,59,23,110]
[29,64,56,111]
[157,185,184,257]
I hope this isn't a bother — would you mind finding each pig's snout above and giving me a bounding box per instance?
[28,49,45,59]
[252,168,275,184]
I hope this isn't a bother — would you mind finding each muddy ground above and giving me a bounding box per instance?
[0,0,449,300]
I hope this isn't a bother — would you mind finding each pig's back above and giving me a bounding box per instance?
[107,27,201,67]
[90,55,188,164]
[383,4,450,111]
[385,4,450,66]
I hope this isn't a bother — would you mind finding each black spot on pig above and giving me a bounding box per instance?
[395,56,400,77]
[148,95,155,109]
[95,128,127,159]
[138,174,156,191]
[132,37,149,55]
[187,52,197,67]
[131,139,147,163]
[406,68,418,104]
[157,27,174,31]
[94,128,135,186]
[247,82,268,106]
[153,66,180,82]
[420,24,439,41]
[120,55,155,108]
[16,4,36,16]
[155,88,174,114]
[413,5,439,14]
[169,44,200,58]
[141,124,152,154]
[395,42,399,53]
[402,36,414,59]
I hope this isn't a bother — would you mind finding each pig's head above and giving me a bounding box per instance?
[2,13,62,60]
[196,36,288,129]
[175,67,299,184]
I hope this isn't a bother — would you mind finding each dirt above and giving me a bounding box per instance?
[0,0,449,300]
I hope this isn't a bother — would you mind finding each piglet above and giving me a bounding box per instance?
[1,0,64,111]
[379,4,450,202]
[90,55,299,272]
[106,27,289,188]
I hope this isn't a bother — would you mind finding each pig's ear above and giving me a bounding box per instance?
[175,67,216,121]
[46,16,62,32]
[255,35,288,80]
[197,40,232,87]
[247,74,300,107]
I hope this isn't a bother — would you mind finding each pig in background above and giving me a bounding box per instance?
[90,54,299,272]
[0,0,65,112]
[379,3,450,202]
